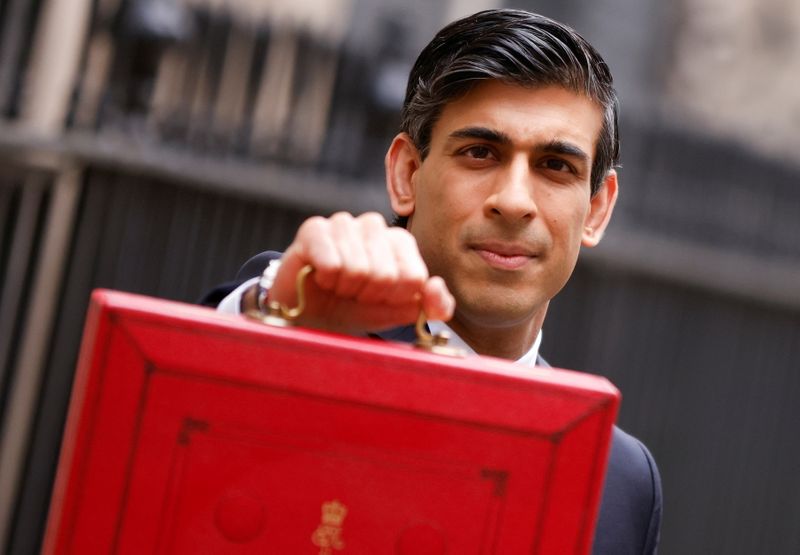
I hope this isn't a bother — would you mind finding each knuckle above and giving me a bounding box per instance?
[298,215,329,237]
[313,255,341,273]
[344,259,370,280]
[371,265,399,285]
[402,261,429,283]
[330,211,355,224]
[358,212,387,228]
[389,227,418,249]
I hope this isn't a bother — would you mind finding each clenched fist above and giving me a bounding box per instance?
[249,212,455,335]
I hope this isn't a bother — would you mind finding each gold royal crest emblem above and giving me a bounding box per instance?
[311,500,348,554]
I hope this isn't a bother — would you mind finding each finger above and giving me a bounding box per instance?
[293,216,341,291]
[384,228,429,305]
[268,216,342,308]
[356,214,400,304]
[328,212,370,298]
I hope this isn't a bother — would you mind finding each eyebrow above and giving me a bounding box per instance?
[447,128,591,163]
[448,126,511,144]
[542,139,591,163]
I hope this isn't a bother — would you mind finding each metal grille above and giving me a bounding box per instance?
[0,1,799,554]
[64,0,392,179]
[0,0,43,118]
[544,265,800,555]
[1,166,319,554]
[0,167,51,419]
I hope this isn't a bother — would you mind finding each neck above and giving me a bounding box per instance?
[446,306,547,360]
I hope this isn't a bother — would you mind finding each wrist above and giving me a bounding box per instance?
[239,282,260,314]
[253,258,283,314]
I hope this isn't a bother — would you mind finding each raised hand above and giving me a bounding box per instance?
[257,212,454,335]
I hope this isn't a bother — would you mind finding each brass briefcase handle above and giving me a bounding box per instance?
[247,264,463,356]
[245,264,314,327]
[414,311,464,356]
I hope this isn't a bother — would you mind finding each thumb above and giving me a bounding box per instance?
[420,276,455,322]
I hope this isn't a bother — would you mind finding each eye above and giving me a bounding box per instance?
[460,145,495,160]
[540,158,574,173]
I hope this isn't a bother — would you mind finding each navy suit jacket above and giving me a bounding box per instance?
[201,251,663,554]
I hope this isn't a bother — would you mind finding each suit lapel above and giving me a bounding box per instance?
[371,325,418,344]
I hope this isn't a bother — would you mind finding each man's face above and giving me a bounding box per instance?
[388,81,615,341]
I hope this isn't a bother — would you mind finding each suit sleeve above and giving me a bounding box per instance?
[639,438,663,554]
[592,427,662,555]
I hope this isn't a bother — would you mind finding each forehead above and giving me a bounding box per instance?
[431,81,604,154]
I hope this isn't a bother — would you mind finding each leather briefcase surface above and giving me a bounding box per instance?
[43,289,619,554]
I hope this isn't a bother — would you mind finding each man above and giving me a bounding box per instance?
[206,9,661,554]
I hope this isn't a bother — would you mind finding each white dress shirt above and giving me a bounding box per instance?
[217,282,543,366]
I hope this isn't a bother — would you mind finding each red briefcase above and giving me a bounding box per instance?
[43,289,619,554]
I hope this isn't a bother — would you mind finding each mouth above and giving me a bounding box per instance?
[470,242,537,270]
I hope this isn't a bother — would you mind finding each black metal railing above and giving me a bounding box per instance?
[1,2,800,555]
[60,0,399,180]
[0,0,43,119]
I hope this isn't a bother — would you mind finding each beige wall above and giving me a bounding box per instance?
[443,0,501,24]
[666,0,800,162]
[181,0,354,41]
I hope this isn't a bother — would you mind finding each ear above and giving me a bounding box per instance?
[385,133,421,217]
[582,170,619,247]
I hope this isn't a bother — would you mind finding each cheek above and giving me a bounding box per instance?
[547,204,591,250]
[418,172,476,226]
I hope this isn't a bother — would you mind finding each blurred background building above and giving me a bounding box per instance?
[0,0,798,552]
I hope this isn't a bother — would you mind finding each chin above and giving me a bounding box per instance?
[455,290,544,329]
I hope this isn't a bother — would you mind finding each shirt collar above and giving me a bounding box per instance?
[427,320,542,367]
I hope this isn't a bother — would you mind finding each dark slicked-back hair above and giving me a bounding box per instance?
[396,9,618,226]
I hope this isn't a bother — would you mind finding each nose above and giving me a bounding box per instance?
[484,157,537,221]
